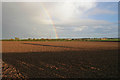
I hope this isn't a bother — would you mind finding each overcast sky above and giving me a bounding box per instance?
[2,2,118,39]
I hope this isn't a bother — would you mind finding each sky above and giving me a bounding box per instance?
[2,1,118,39]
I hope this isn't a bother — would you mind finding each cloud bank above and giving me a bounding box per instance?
[2,2,118,39]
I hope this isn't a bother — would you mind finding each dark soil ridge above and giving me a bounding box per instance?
[1,60,26,79]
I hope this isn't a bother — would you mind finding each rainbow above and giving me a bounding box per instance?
[40,3,58,39]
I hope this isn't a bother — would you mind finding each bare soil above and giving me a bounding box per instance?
[1,41,119,78]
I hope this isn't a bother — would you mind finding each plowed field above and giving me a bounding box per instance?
[2,41,119,78]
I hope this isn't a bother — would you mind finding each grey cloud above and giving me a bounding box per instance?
[2,2,118,39]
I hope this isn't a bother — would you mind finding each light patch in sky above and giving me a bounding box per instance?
[74,26,87,32]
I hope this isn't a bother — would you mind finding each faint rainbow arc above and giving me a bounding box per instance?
[40,3,58,39]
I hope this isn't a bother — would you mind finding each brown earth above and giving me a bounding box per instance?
[1,41,119,79]
[2,41,118,53]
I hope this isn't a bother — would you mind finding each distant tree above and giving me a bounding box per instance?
[36,39,40,40]
[33,38,36,40]
[15,37,20,40]
[28,38,32,40]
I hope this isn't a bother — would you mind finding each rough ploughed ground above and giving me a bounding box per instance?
[1,41,119,78]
